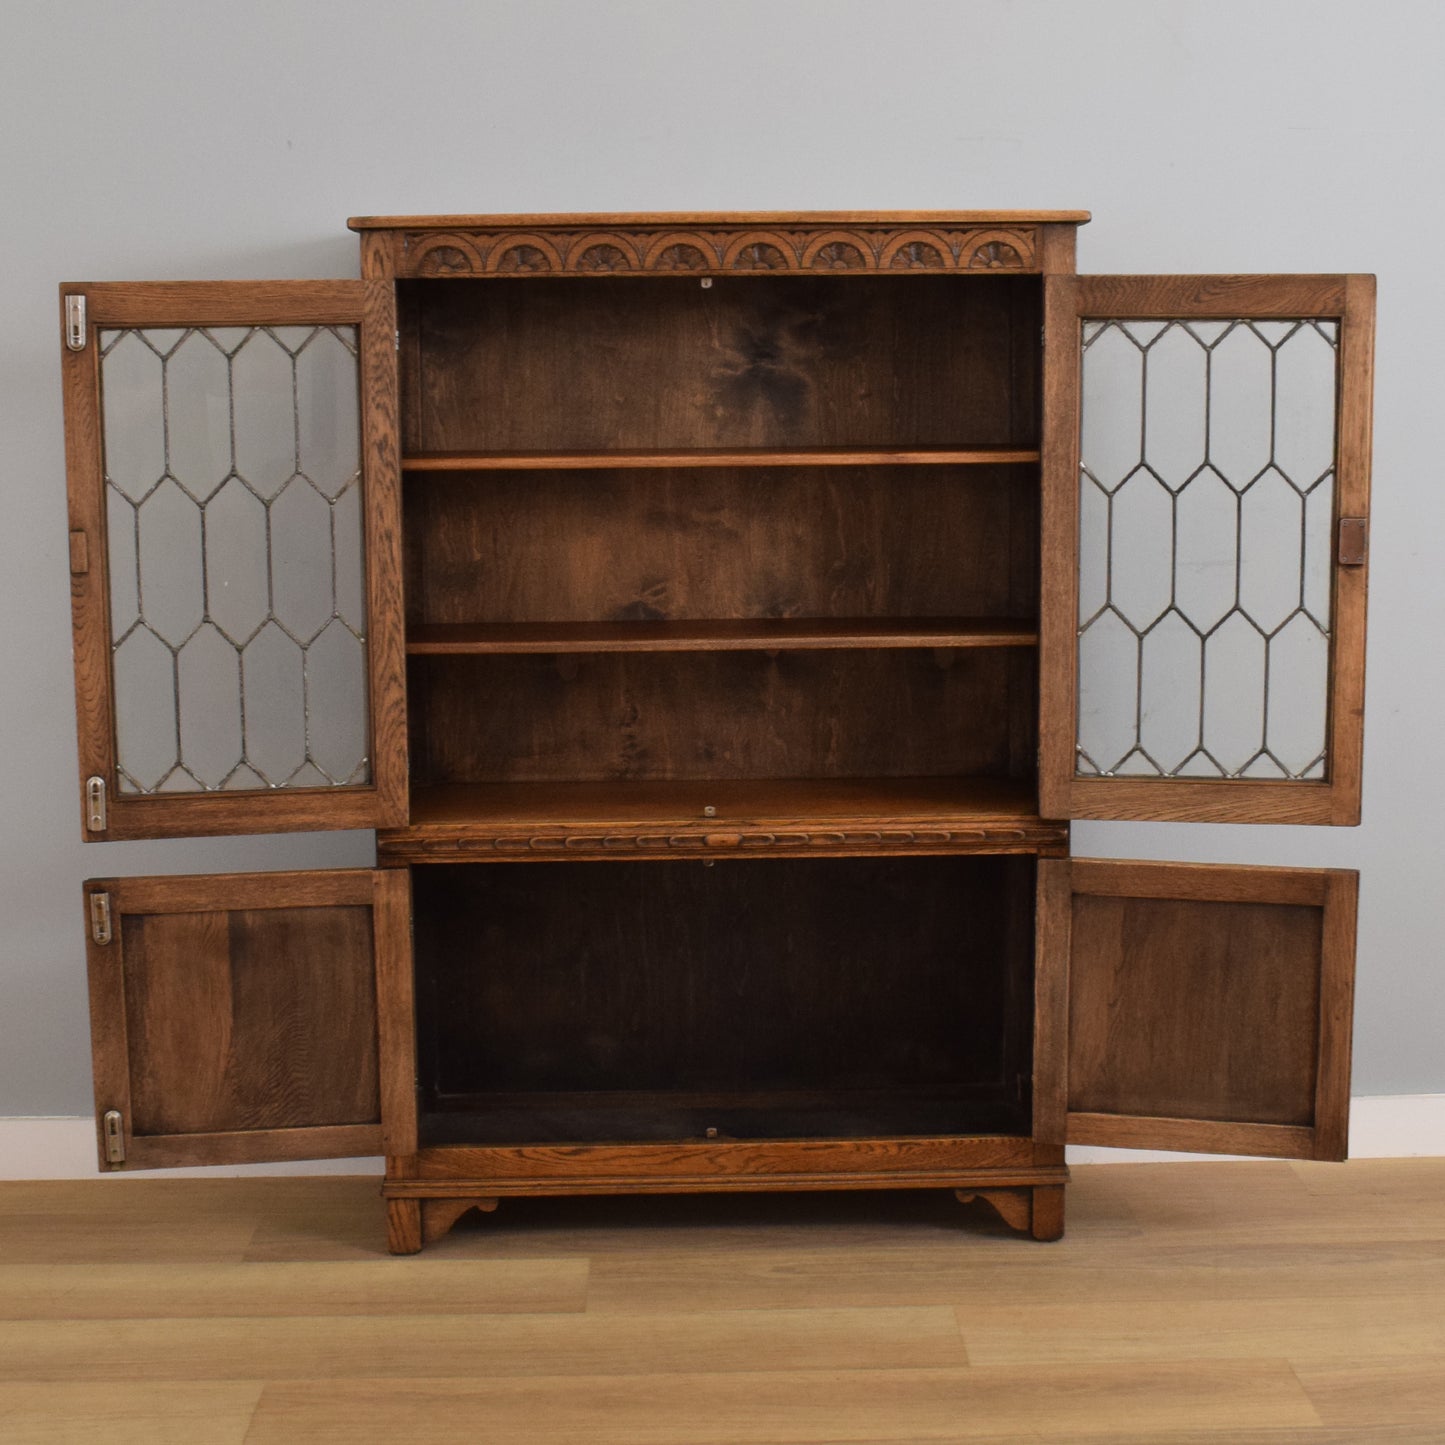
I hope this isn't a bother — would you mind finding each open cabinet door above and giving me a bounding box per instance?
[62,281,406,839]
[1037,858,1356,1160]
[84,868,415,1170]
[1040,275,1374,823]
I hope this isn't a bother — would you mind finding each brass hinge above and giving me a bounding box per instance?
[394,328,401,352]
[64,294,87,351]
[1338,517,1369,566]
[102,1109,126,1165]
[89,891,112,945]
[85,775,107,832]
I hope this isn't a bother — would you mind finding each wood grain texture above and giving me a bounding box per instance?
[408,648,1035,786]
[0,1258,590,1319]
[1065,858,1357,1159]
[373,868,418,1157]
[361,219,1061,278]
[401,275,1040,453]
[1032,859,1070,1145]
[383,776,1066,863]
[357,280,411,829]
[405,618,1039,654]
[60,280,408,841]
[411,857,1034,1146]
[402,463,1038,630]
[1038,274,1374,826]
[399,1136,1047,1188]
[8,1159,1445,1441]
[242,1363,1317,1442]
[350,209,1092,227]
[85,870,389,1171]
[404,445,1040,468]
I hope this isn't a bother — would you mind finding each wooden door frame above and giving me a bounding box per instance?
[84,867,414,1170]
[1035,857,1356,1161]
[61,280,408,840]
[1040,274,1375,825]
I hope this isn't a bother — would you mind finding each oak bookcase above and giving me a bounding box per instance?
[60,212,1373,1249]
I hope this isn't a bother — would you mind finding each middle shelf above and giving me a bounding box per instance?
[405,617,1039,655]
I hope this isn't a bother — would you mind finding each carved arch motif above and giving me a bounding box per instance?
[879,231,951,270]
[391,225,1039,277]
[800,231,876,270]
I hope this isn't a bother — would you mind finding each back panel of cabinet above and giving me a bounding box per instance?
[399,275,1041,452]
[404,463,1038,626]
[412,855,1036,1145]
[408,647,1036,785]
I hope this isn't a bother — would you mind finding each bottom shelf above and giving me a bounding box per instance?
[420,1089,1029,1147]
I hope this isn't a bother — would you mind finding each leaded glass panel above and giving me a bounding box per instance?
[99,325,370,794]
[1076,318,1339,781]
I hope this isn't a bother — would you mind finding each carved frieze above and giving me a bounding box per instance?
[390,224,1039,277]
[379,819,1066,864]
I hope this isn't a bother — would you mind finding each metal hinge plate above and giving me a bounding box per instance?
[89,891,112,946]
[102,1109,125,1165]
[1337,517,1369,566]
[65,295,87,351]
[85,775,107,832]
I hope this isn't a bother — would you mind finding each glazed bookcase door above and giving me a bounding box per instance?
[1040,275,1374,824]
[84,869,415,1170]
[61,282,407,840]
[1035,858,1356,1161]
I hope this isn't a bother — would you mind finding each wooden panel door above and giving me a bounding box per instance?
[61,281,406,840]
[1035,858,1356,1160]
[84,868,415,1170]
[1041,275,1374,823]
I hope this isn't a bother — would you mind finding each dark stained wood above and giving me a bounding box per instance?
[1314,871,1360,1160]
[383,776,1064,863]
[1032,859,1070,1145]
[372,868,418,1157]
[408,648,1035,785]
[60,280,408,841]
[355,215,1087,279]
[395,1135,1053,1188]
[406,618,1039,655]
[403,446,1040,469]
[84,870,392,1171]
[123,907,377,1135]
[412,856,1036,1145]
[955,1184,1064,1239]
[385,1198,422,1254]
[422,1197,498,1244]
[385,775,1064,863]
[402,464,1038,630]
[1065,858,1358,1160]
[1039,274,1374,826]
[357,281,411,831]
[400,275,1041,453]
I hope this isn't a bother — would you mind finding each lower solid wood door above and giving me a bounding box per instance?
[1035,858,1356,1160]
[83,868,414,1170]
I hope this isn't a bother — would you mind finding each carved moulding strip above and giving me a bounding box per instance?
[395,225,1039,277]
[379,820,1069,865]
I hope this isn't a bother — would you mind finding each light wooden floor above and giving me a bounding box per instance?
[2,1160,1444,1443]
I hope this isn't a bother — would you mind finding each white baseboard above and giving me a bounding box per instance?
[1,1096,1441,1180]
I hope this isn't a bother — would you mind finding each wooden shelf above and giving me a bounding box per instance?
[406,618,1039,656]
[382,777,1063,863]
[402,445,1040,472]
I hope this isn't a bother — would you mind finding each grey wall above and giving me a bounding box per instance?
[1,0,1439,1117]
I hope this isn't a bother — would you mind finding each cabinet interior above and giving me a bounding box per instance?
[412,855,1036,1146]
[398,273,1042,811]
